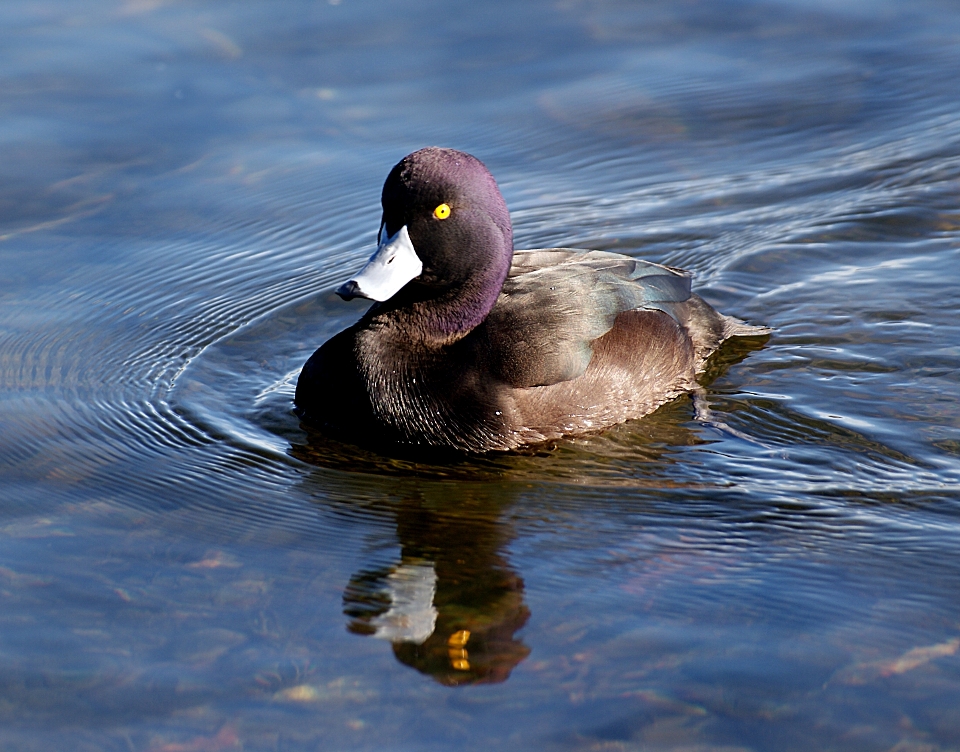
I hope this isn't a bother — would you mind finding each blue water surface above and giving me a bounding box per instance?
[1,1,959,750]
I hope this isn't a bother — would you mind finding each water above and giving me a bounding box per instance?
[2,0,960,749]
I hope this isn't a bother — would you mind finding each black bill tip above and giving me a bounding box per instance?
[336,280,362,301]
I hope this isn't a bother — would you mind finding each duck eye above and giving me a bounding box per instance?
[433,203,451,220]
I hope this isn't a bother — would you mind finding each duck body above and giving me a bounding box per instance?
[295,148,768,453]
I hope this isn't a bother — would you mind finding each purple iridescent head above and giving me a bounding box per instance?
[337,148,514,336]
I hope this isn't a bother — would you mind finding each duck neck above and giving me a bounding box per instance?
[375,255,510,346]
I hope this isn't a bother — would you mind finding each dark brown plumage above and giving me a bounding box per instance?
[295,148,770,452]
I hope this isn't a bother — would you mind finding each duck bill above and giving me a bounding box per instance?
[336,225,423,301]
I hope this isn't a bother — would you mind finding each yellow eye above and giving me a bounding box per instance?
[433,203,451,219]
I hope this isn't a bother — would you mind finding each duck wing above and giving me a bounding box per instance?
[476,249,692,388]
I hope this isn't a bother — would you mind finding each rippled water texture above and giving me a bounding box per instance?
[2,1,960,750]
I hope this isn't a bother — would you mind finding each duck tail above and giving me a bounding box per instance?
[721,315,774,340]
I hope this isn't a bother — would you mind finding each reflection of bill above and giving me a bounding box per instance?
[344,552,530,686]
[352,561,438,644]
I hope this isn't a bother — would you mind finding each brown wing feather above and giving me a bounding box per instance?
[500,309,698,445]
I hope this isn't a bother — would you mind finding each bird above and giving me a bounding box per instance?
[295,147,770,453]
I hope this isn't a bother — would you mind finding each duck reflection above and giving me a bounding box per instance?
[341,497,529,686]
[289,332,768,685]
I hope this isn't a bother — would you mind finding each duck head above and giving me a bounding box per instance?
[337,147,514,336]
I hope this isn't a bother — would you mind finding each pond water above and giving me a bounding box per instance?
[2,0,960,749]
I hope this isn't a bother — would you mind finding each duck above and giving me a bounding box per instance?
[295,147,770,453]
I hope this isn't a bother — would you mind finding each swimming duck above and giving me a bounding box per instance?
[295,147,769,452]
